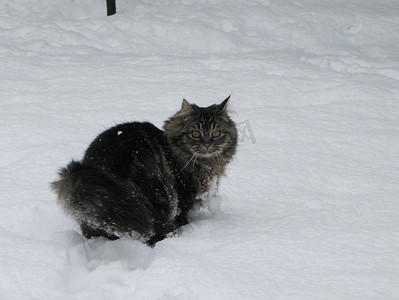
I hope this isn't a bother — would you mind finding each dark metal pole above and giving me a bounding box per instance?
[106,0,116,16]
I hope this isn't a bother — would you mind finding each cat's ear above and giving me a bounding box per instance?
[179,99,197,115]
[217,95,230,114]
[182,99,192,111]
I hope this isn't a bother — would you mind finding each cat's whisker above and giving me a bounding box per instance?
[192,152,199,172]
[164,145,182,149]
[215,152,222,169]
[177,153,197,175]
[216,152,227,169]
[216,150,227,162]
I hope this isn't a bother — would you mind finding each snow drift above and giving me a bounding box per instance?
[1,0,398,299]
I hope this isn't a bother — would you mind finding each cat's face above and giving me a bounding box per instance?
[164,97,237,162]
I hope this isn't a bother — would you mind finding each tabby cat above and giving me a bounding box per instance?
[52,97,237,246]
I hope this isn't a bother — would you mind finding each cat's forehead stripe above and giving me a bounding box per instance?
[198,120,215,132]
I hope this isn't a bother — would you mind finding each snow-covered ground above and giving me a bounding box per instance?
[1,0,399,299]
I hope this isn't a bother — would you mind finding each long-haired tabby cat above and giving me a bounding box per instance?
[52,97,237,246]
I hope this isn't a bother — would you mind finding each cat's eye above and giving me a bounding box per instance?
[191,131,201,139]
[211,130,221,138]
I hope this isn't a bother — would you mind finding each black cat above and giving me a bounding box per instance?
[52,97,237,246]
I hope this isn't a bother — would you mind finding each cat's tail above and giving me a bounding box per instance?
[51,160,82,214]
[51,160,154,241]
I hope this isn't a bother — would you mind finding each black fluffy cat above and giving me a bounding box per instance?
[52,97,237,246]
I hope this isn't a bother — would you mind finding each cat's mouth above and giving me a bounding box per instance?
[197,148,219,158]
[191,145,220,159]
[198,152,215,158]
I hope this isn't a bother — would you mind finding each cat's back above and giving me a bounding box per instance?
[83,122,167,175]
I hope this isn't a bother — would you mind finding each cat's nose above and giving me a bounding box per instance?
[204,144,211,149]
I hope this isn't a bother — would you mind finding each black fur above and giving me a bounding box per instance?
[52,98,237,246]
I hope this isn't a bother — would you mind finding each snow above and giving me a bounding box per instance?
[1,0,399,299]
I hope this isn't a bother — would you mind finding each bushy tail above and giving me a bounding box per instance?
[51,160,153,241]
[51,160,81,213]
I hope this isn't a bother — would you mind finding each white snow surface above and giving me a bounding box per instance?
[1,0,399,299]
